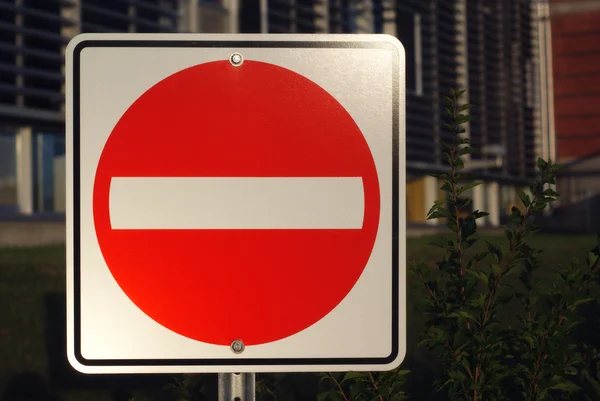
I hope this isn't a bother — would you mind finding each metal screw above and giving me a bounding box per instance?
[231,339,245,354]
[229,53,243,67]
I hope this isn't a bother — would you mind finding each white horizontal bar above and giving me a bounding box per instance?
[109,177,364,230]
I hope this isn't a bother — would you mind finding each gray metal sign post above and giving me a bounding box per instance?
[218,373,256,401]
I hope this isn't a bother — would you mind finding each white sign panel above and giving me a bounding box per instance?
[66,33,406,374]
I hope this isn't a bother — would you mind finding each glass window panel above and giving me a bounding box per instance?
[397,9,417,93]
[0,133,18,213]
[34,133,65,213]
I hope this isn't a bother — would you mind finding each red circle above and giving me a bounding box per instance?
[93,60,380,346]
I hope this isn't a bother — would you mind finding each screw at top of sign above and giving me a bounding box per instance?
[230,53,244,67]
[231,339,245,354]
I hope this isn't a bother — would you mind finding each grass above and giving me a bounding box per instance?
[0,233,597,401]
[0,246,169,401]
[0,247,65,389]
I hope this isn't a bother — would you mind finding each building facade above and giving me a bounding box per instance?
[550,0,600,163]
[0,0,181,215]
[547,0,600,232]
[0,0,553,227]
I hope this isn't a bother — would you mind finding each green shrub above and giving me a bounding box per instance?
[407,88,600,401]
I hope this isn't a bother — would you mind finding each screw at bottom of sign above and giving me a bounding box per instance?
[231,339,245,354]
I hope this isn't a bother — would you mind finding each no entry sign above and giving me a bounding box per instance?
[66,34,406,374]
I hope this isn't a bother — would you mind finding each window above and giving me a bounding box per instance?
[396,9,423,96]
[0,133,18,213]
[239,0,262,33]
[33,133,65,213]
[525,59,534,108]
[327,0,356,33]
[198,1,230,33]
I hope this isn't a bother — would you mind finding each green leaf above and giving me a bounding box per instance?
[571,298,596,309]
[457,181,482,195]
[342,371,364,383]
[317,390,339,401]
[510,206,523,224]
[523,334,536,346]
[440,181,452,192]
[449,311,477,321]
[537,158,548,171]
[443,152,453,166]
[468,270,489,285]
[428,208,451,220]
[426,199,446,217]
[437,378,454,390]
[455,114,472,125]
[587,250,600,269]
[549,381,581,392]
[430,173,448,180]
[503,226,514,242]
[472,210,489,219]
[459,146,476,156]
[486,241,503,261]
[446,219,459,233]
[457,197,473,210]
[543,188,559,197]
[471,293,488,308]
[518,190,531,208]
[459,103,474,112]
[491,264,503,276]
[582,371,600,395]
[440,139,452,152]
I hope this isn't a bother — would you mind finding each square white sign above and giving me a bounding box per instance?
[66,33,406,374]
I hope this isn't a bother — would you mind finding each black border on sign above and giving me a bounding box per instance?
[72,39,401,368]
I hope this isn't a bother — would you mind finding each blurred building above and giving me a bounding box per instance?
[550,0,600,163]
[548,0,600,232]
[0,0,182,216]
[0,0,554,237]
